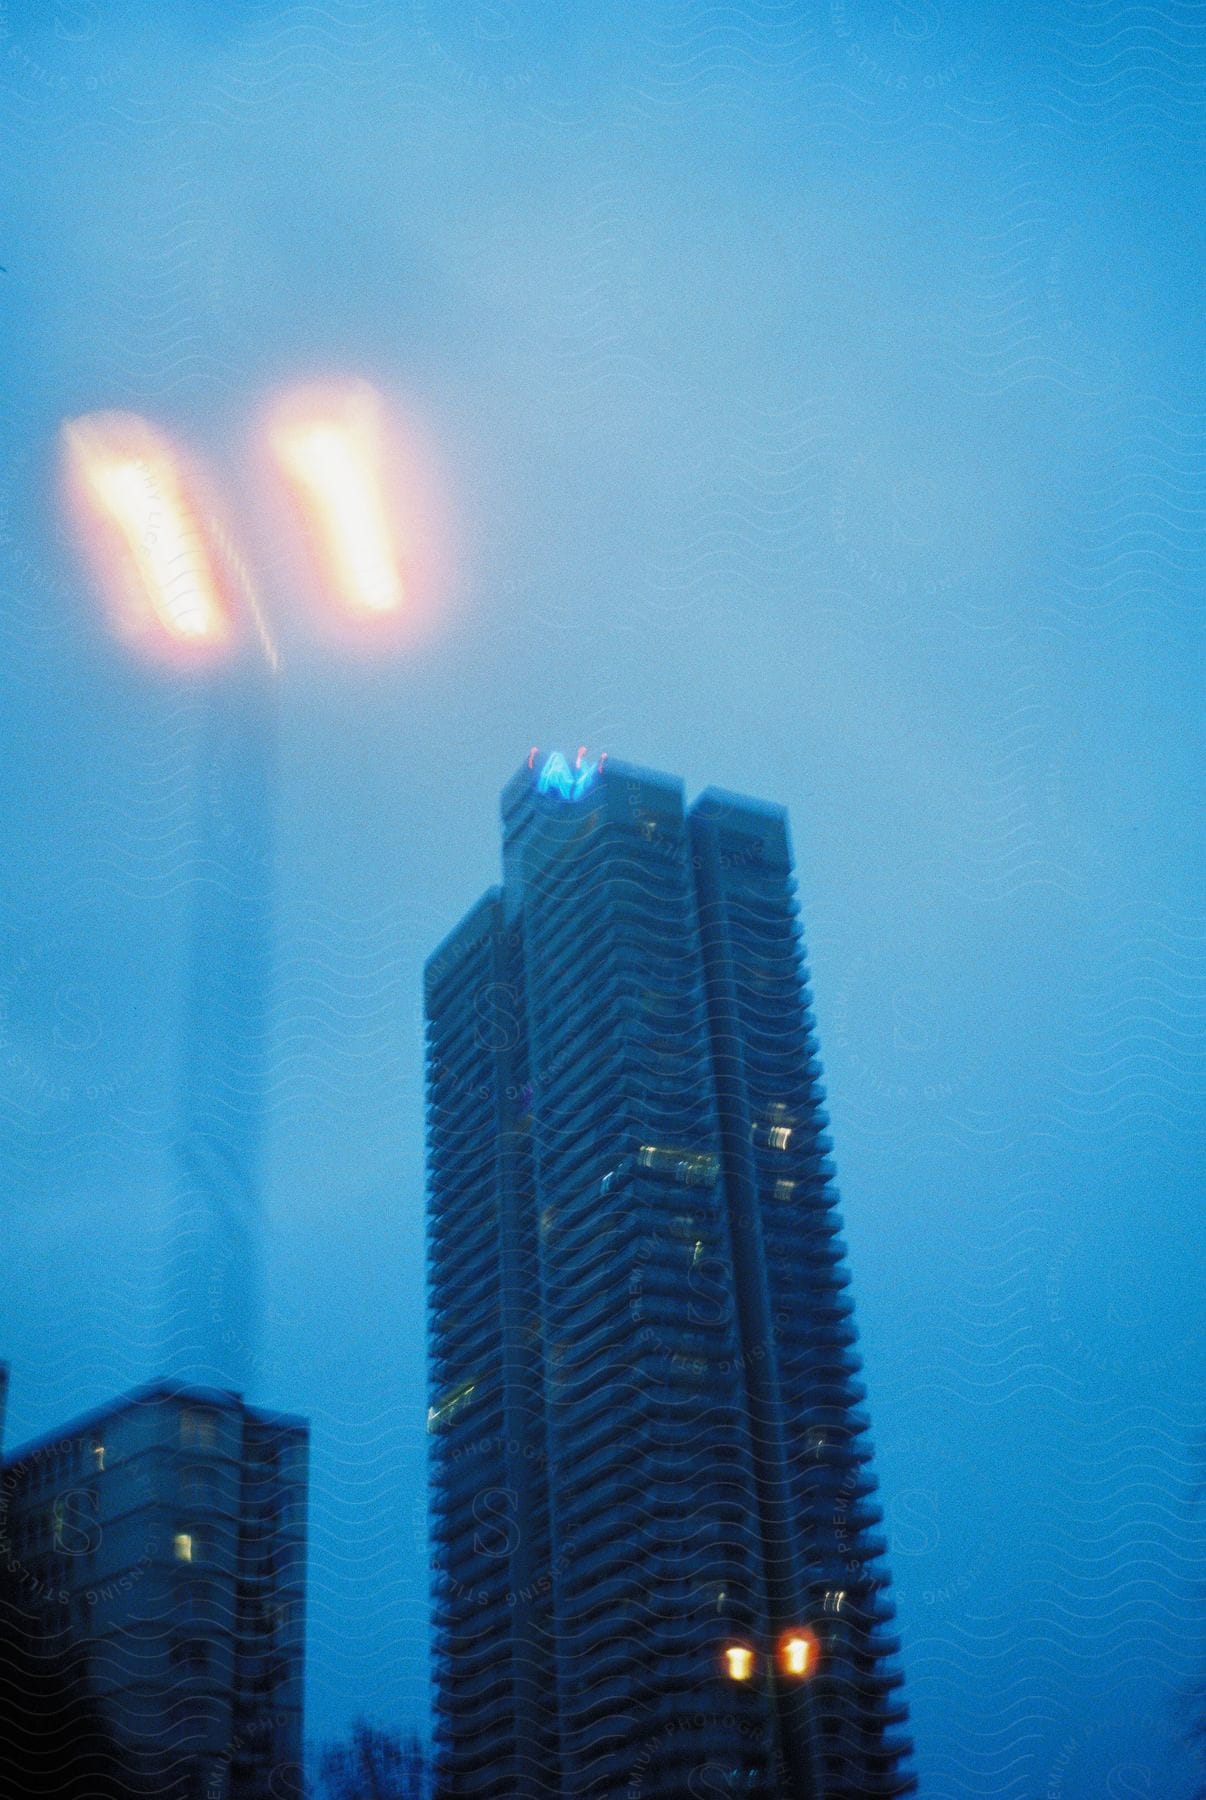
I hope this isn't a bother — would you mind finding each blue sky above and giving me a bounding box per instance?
[1,3,1203,1793]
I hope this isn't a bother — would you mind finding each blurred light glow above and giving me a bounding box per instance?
[723,1644,755,1681]
[61,411,232,652]
[268,381,405,617]
[536,749,602,800]
[779,1629,819,1678]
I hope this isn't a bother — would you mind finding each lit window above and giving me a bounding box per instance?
[636,1145,720,1187]
[773,1180,796,1202]
[426,1379,476,1434]
[174,1532,194,1562]
[823,1589,847,1614]
[778,1627,820,1679]
[723,1644,755,1681]
[752,1112,796,1150]
[91,1442,106,1472]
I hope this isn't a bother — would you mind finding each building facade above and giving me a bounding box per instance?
[0,1380,307,1800]
[424,753,912,1798]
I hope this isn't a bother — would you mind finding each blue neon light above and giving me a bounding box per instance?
[537,751,599,801]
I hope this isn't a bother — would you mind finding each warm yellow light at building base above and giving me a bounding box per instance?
[778,1627,820,1679]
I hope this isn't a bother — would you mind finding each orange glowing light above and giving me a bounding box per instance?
[61,411,233,653]
[267,381,406,617]
[723,1644,755,1682]
[778,1628,820,1679]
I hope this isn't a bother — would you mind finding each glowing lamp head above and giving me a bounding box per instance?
[778,1628,820,1679]
[61,411,234,658]
[723,1644,755,1682]
[267,380,407,619]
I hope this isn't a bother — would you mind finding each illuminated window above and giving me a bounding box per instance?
[723,1644,755,1681]
[823,1589,847,1614]
[174,1532,194,1563]
[91,1442,106,1472]
[426,1379,476,1434]
[778,1628,819,1678]
[636,1145,720,1187]
[753,1108,796,1152]
[773,1180,796,1202]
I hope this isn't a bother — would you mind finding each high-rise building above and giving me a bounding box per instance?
[0,1379,307,1800]
[424,753,913,1799]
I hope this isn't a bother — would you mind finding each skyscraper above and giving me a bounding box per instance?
[424,753,913,1799]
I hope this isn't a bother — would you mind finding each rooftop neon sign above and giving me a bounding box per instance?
[528,746,606,801]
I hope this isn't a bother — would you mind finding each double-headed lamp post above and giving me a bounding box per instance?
[60,383,412,1400]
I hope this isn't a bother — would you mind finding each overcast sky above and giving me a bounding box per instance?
[2,2,1203,1793]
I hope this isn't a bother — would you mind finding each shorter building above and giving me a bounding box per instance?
[0,1380,307,1800]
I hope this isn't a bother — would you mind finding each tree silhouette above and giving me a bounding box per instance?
[314,1720,430,1800]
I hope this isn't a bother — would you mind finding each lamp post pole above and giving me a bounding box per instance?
[165,635,279,1400]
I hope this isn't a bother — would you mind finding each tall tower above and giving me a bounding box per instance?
[163,647,278,1396]
[424,754,913,1799]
